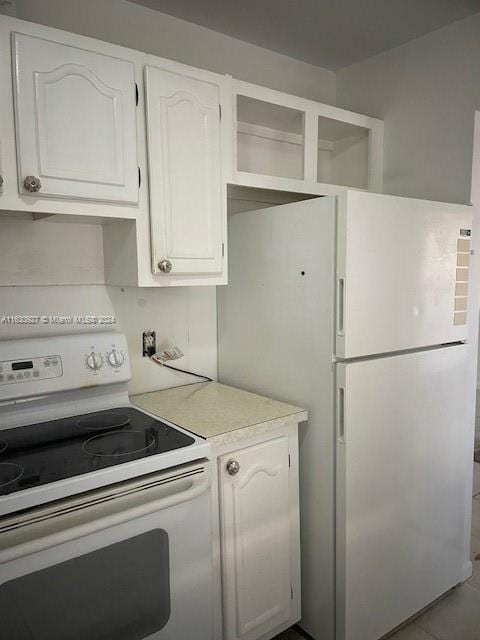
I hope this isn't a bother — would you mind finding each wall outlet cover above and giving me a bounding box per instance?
[142,330,156,357]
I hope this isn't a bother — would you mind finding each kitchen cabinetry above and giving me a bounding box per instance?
[13,32,138,203]
[218,435,299,640]
[0,16,384,288]
[104,58,230,286]
[232,79,384,196]
[131,382,305,640]
[145,63,226,276]
[0,17,147,219]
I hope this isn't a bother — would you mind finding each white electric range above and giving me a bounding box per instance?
[0,332,214,640]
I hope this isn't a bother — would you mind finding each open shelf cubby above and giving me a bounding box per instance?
[231,80,384,195]
[236,94,305,180]
[317,115,369,189]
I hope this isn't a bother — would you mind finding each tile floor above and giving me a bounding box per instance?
[275,462,480,640]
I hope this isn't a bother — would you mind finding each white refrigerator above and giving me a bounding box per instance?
[217,191,474,640]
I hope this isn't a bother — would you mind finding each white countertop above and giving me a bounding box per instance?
[131,382,307,445]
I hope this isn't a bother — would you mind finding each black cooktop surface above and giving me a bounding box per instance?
[0,407,195,496]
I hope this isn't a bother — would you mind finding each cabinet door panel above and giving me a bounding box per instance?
[145,65,223,275]
[220,437,292,640]
[13,33,138,203]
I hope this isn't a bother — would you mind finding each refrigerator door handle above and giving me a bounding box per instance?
[337,277,345,336]
[337,386,346,443]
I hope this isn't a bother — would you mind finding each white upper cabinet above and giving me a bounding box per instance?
[232,79,384,196]
[145,64,225,276]
[12,32,138,203]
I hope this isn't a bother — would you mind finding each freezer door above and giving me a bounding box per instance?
[336,191,473,358]
[336,345,471,640]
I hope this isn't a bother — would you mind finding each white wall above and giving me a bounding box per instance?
[0,0,335,396]
[0,217,104,286]
[337,12,480,205]
[14,0,336,104]
[0,282,217,396]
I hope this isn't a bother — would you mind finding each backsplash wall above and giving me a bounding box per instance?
[0,283,217,396]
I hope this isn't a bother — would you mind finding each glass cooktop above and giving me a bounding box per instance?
[0,407,195,496]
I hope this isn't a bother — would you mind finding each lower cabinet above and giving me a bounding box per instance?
[216,428,301,640]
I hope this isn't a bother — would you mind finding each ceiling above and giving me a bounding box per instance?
[128,0,480,70]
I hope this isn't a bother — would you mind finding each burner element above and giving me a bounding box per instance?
[0,441,7,454]
[76,413,130,431]
[0,463,24,488]
[83,430,155,457]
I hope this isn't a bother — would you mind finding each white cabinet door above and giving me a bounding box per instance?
[219,437,293,640]
[336,191,473,358]
[12,32,138,203]
[145,65,224,275]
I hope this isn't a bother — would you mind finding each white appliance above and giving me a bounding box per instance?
[0,332,214,640]
[218,191,474,640]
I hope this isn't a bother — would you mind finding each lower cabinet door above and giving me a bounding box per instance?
[219,437,292,640]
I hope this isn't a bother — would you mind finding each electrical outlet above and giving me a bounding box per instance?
[142,330,156,357]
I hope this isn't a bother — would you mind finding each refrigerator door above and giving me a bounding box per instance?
[336,345,471,640]
[336,191,473,358]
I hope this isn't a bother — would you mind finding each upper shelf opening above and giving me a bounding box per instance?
[236,94,305,180]
[237,95,305,135]
[317,115,369,189]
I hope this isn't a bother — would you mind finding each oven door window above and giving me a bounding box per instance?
[0,529,170,640]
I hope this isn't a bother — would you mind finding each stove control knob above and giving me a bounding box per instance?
[107,349,125,368]
[86,352,103,371]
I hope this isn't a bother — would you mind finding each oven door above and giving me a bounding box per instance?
[0,462,213,640]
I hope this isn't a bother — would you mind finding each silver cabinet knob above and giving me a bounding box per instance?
[226,460,240,476]
[158,259,172,274]
[0,175,4,189]
[23,175,42,193]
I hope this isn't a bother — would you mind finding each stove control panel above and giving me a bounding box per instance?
[0,332,130,402]
[0,355,63,385]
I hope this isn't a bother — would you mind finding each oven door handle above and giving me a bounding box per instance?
[0,470,210,564]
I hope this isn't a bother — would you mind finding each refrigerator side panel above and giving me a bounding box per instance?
[335,364,347,640]
[218,197,337,640]
[336,345,471,640]
[336,191,473,358]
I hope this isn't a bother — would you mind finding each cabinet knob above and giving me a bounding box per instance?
[158,259,172,274]
[23,175,42,193]
[226,459,240,476]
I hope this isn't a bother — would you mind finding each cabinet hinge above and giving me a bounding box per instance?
[219,104,222,120]
[135,83,139,106]
[138,167,141,187]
